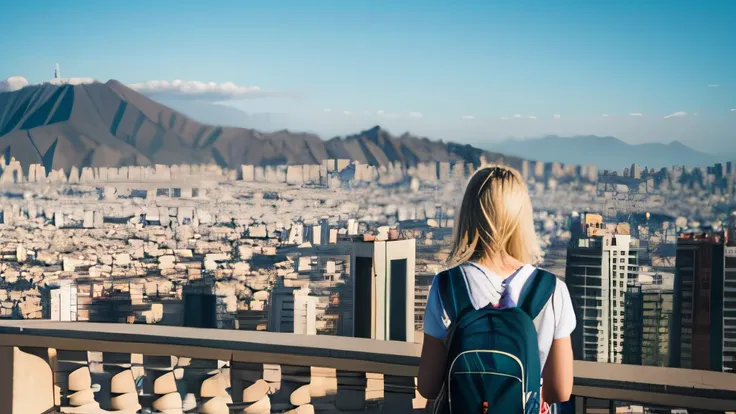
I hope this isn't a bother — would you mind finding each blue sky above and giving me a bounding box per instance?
[2,0,735,152]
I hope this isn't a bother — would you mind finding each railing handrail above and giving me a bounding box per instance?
[0,320,421,377]
[1,320,735,411]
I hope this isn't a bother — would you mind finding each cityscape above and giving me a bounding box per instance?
[1,150,735,412]
[2,1,736,413]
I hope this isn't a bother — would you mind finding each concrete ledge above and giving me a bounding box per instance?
[0,321,420,377]
[1,321,735,411]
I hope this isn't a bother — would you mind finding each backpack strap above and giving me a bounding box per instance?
[517,269,557,319]
[437,266,473,324]
[433,266,471,414]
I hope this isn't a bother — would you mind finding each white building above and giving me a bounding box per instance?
[268,286,317,335]
[50,284,78,322]
[294,288,318,336]
[601,233,635,363]
[567,214,641,363]
[349,238,416,342]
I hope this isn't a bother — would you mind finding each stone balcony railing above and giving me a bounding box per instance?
[1,321,735,414]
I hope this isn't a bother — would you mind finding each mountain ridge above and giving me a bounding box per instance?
[0,80,518,173]
[492,135,720,170]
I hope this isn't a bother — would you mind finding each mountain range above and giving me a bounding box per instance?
[0,80,516,173]
[0,79,722,174]
[159,100,726,171]
[492,135,721,171]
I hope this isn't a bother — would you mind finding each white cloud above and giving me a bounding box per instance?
[461,115,476,120]
[501,114,538,120]
[127,79,277,100]
[629,113,643,116]
[731,108,736,112]
[1,75,97,93]
[664,111,688,119]
[343,110,352,115]
[553,114,561,119]
[602,114,609,117]
[0,76,30,92]
[409,112,423,118]
[323,108,332,113]
[708,84,720,88]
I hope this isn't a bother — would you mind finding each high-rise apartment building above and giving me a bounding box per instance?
[623,284,643,365]
[723,243,736,372]
[669,231,725,371]
[567,213,641,363]
[414,273,434,333]
[623,272,674,367]
[349,238,416,342]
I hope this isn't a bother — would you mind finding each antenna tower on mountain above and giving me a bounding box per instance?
[54,63,60,79]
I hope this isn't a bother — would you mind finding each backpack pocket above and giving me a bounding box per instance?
[448,350,526,414]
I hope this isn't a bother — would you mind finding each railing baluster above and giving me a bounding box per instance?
[382,374,415,413]
[575,396,586,414]
[200,360,232,414]
[0,346,55,414]
[310,367,338,412]
[335,370,367,411]
[229,361,271,413]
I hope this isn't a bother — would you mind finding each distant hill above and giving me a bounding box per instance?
[0,80,516,173]
[325,126,519,169]
[492,135,720,171]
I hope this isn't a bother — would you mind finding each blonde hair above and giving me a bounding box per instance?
[447,164,540,266]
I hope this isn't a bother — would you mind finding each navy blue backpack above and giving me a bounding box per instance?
[432,265,557,414]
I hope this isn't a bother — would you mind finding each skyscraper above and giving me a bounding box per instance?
[622,272,674,367]
[414,272,435,332]
[349,238,416,342]
[623,283,643,365]
[723,238,736,373]
[669,231,725,371]
[567,213,642,363]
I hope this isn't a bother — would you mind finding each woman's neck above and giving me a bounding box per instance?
[475,253,525,280]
